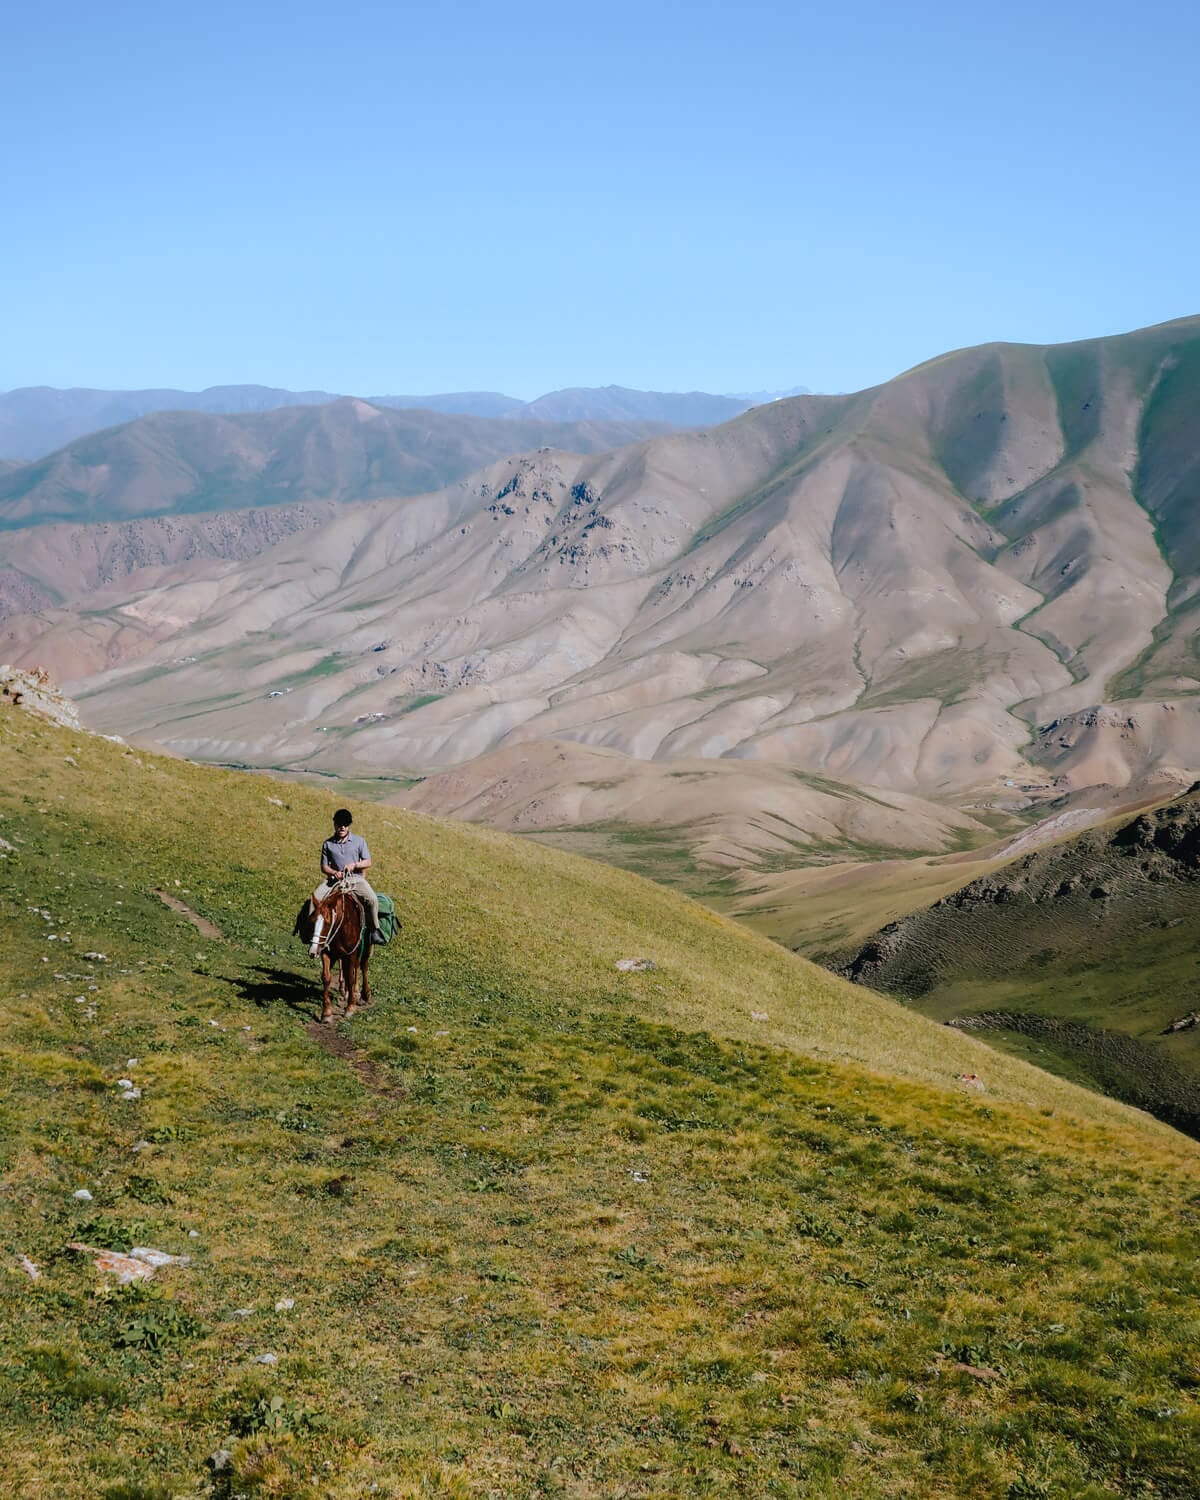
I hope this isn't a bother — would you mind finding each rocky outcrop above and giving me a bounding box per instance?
[0,665,82,730]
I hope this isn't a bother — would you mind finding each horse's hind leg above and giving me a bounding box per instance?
[360,949,372,1008]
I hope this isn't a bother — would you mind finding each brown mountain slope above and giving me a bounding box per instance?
[392,738,1003,893]
[0,399,668,527]
[7,315,1200,829]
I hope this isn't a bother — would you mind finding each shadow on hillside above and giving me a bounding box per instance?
[227,965,319,1019]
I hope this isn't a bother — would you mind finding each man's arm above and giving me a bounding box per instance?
[355,838,372,873]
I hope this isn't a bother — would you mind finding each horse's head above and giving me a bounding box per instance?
[309,885,359,959]
[308,905,326,958]
[308,891,339,958]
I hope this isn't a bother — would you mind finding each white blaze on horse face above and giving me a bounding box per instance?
[310,914,324,957]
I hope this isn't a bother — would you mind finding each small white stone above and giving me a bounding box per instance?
[120,1088,142,1101]
[232,1307,255,1318]
[130,1247,190,1268]
[73,1188,93,1201]
[188,1230,201,1239]
[125,1059,138,1069]
[117,1079,134,1089]
[274,1297,295,1311]
[255,1352,278,1365]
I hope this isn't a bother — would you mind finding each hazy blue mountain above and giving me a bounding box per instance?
[0,384,340,459]
[1,380,811,459]
[0,399,669,528]
[370,391,528,418]
[728,384,813,402]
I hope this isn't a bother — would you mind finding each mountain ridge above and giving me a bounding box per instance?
[0,401,670,529]
[0,381,809,461]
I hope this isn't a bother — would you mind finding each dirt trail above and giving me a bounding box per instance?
[153,889,222,940]
[305,1020,404,1099]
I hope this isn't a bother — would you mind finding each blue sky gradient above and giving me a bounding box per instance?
[3,0,1198,396]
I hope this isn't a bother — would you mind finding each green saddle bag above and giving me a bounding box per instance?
[374,893,399,945]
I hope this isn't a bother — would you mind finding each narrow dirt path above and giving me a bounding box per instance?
[305,1020,405,1099]
[154,889,223,939]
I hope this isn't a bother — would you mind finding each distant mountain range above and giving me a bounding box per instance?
[0,381,809,460]
[0,400,670,529]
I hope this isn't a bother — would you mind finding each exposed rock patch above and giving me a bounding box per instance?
[0,665,82,730]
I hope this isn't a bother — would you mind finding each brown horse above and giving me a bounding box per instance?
[294,883,373,1023]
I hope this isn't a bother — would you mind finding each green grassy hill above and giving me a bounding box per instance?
[1,706,1197,1499]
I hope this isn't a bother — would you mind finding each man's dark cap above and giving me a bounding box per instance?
[333,808,353,827]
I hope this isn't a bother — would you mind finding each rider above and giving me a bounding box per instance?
[313,809,385,945]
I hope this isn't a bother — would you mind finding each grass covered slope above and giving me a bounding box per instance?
[1,709,1197,1499]
[838,790,1200,1136]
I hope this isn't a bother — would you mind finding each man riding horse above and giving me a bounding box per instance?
[297,808,386,1022]
[313,809,385,947]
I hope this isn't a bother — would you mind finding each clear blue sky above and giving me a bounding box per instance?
[3,0,1198,397]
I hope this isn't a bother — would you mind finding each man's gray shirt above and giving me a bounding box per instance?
[321,834,370,874]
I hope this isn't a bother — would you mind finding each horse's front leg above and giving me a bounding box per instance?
[344,953,360,1019]
[320,952,335,1023]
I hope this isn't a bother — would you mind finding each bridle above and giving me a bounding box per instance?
[309,893,346,958]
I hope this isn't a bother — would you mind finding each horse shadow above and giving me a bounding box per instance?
[227,965,319,1018]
